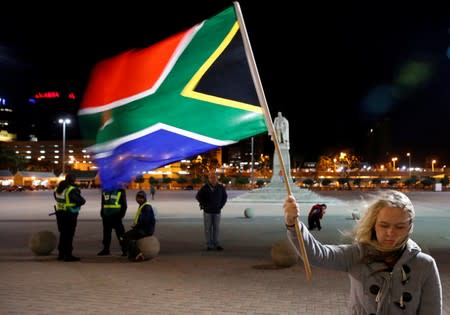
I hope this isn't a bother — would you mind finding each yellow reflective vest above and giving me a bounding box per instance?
[102,190,122,216]
[54,186,80,213]
[134,202,150,225]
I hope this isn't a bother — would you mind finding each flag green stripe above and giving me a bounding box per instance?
[80,6,267,145]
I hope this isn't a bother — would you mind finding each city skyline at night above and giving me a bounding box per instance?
[1,1,449,165]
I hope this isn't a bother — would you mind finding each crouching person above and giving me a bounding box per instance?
[123,191,155,261]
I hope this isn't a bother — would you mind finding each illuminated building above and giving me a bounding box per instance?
[0,97,16,141]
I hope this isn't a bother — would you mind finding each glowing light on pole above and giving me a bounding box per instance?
[432,159,436,172]
[392,157,398,171]
[58,118,71,175]
[407,152,411,177]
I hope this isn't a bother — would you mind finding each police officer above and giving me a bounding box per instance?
[54,174,86,262]
[98,188,127,256]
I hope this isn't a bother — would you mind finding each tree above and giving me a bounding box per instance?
[235,176,249,185]
[219,176,231,185]
[440,175,449,187]
[421,177,435,189]
[403,177,416,188]
[191,177,202,185]
[352,178,362,188]
[321,178,332,187]
[316,156,334,172]
[149,176,159,186]
[135,174,145,189]
[0,147,22,173]
[388,178,400,187]
[176,177,188,184]
[371,178,382,187]
[256,179,265,188]
[337,177,350,190]
[303,178,314,188]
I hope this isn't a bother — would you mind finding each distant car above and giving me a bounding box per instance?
[184,185,194,190]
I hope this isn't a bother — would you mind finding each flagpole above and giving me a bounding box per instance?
[233,1,312,281]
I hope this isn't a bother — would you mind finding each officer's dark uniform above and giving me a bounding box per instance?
[54,174,86,262]
[98,189,127,256]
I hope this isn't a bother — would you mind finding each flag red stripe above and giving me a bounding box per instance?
[80,29,191,109]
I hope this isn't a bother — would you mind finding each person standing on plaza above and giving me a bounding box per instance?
[123,190,156,261]
[53,173,86,262]
[196,172,228,251]
[97,188,127,256]
[307,203,327,231]
[284,190,442,314]
[150,185,156,200]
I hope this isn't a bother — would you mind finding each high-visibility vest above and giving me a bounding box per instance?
[54,186,79,213]
[102,190,122,216]
[134,202,151,225]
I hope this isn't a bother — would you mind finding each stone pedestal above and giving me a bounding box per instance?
[270,143,292,184]
[231,144,331,203]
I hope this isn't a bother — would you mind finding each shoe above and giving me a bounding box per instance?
[57,254,64,261]
[216,246,224,251]
[97,249,110,256]
[64,255,80,262]
[135,252,145,261]
[121,252,127,257]
[207,247,214,251]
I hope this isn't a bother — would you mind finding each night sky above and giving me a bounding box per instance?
[1,1,450,165]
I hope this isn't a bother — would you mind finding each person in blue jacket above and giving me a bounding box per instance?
[284,189,442,314]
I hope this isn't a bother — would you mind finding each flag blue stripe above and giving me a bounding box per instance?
[94,130,219,190]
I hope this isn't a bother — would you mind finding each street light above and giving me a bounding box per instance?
[391,157,398,171]
[432,159,436,172]
[406,152,411,177]
[58,118,71,175]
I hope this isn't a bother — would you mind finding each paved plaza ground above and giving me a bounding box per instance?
[0,189,448,314]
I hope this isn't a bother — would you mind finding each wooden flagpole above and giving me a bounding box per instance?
[233,1,312,281]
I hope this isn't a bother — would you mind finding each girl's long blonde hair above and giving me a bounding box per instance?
[353,190,415,251]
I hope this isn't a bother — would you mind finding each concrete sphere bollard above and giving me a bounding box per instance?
[30,230,57,256]
[352,210,360,220]
[244,207,255,218]
[136,236,160,260]
[271,239,297,267]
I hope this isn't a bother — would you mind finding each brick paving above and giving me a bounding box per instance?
[0,190,448,314]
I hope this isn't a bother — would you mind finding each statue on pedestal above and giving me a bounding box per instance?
[230,112,335,203]
[271,112,291,184]
[272,112,289,148]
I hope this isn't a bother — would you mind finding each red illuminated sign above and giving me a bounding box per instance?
[34,91,60,99]
[33,92,77,99]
